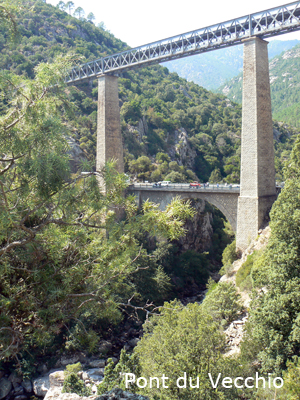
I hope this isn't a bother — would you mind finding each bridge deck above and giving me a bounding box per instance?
[128,183,240,194]
[66,1,300,83]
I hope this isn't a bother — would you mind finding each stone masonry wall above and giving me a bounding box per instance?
[96,75,124,174]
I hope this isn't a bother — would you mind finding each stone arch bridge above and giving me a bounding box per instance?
[128,184,240,231]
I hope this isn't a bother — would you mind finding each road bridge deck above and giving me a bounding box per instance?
[128,183,240,194]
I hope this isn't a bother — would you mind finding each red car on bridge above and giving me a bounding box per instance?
[189,181,201,188]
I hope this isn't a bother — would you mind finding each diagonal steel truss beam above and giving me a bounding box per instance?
[66,1,300,83]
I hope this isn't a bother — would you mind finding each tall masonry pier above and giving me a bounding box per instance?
[236,37,276,251]
[96,75,124,175]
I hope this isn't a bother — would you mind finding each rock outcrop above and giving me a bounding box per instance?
[174,199,213,253]
[220,226,271,354]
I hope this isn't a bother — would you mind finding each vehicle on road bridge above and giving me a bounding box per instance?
[189,181,201,188]
[153,181,171,188]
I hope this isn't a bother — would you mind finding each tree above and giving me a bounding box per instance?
[129,156,152,181]
[164,170,186,183]
[133,301,239,399]
[97,21,106,30]
[0,54,195,366]
[202,282,243,327]
[121,100,142,124]
[73,6,85,20]
[156,152,171,164]
[169,160,181,172]
[87,12,95,23]
[56,1,66,11]
[65,1,74,14]
[209,167,222,183]
[0,0,20,41]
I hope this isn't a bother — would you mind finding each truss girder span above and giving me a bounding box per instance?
[65,1,300,83]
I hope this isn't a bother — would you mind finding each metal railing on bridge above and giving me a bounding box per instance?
[128,183,240,192]
[66,1,300,83]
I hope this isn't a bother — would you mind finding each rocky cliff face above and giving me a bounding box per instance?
[170,128,197,169]
[174,199,213,253]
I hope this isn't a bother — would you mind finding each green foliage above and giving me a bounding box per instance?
[65,362,82,376]
[62,372,91,397]
[235,250,260,291]
[220,240,237,275]
[242,135,300,373]
[202,282,243,327]
[133,301,239,399]
[0,49,196,364]
[65,327,99,354]
[283,356,300,399]
[209,168,222,183]
[121,100,142,124]
[97,349,140,395]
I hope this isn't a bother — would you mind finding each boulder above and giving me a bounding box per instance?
[0,377,12,400]
[49,371,65,387]
[88,359,106,368]
[98,341,112,356]
[44,386,98,400]
[21,378,33,393]
[84,369,104,384]
[33,375,50,397]
[128,338,139,347]
[60,355,80,366]
[97,388,149,400]
[8,371,22,385]
[44,387,63,400]
[12,384,24,395]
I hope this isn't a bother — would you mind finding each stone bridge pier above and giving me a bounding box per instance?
[96,75,124,176]
[236,37,276,251]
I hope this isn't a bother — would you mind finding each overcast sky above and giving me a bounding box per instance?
[46,0,300,47]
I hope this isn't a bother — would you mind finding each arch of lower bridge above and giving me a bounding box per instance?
[130,189,239,232]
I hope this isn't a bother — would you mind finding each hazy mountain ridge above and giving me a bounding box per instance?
[218,42,300,128]
[163,40,299,91]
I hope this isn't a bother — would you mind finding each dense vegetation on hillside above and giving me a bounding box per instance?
[219,43,300,129]
[0,0,296,185]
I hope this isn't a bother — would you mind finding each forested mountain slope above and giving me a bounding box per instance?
[219,43,300,128]
[1,0,297,185]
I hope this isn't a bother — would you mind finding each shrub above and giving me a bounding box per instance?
[202,282,243,326]
[134,300,240,400]
[236,250,261,290]
[65,362,82,376]
[62,362,91,397]
[220,240,237,276]
[62,373,91,397]
[97,350,140,395]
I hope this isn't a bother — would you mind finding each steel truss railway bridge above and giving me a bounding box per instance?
[66,1,300,251]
